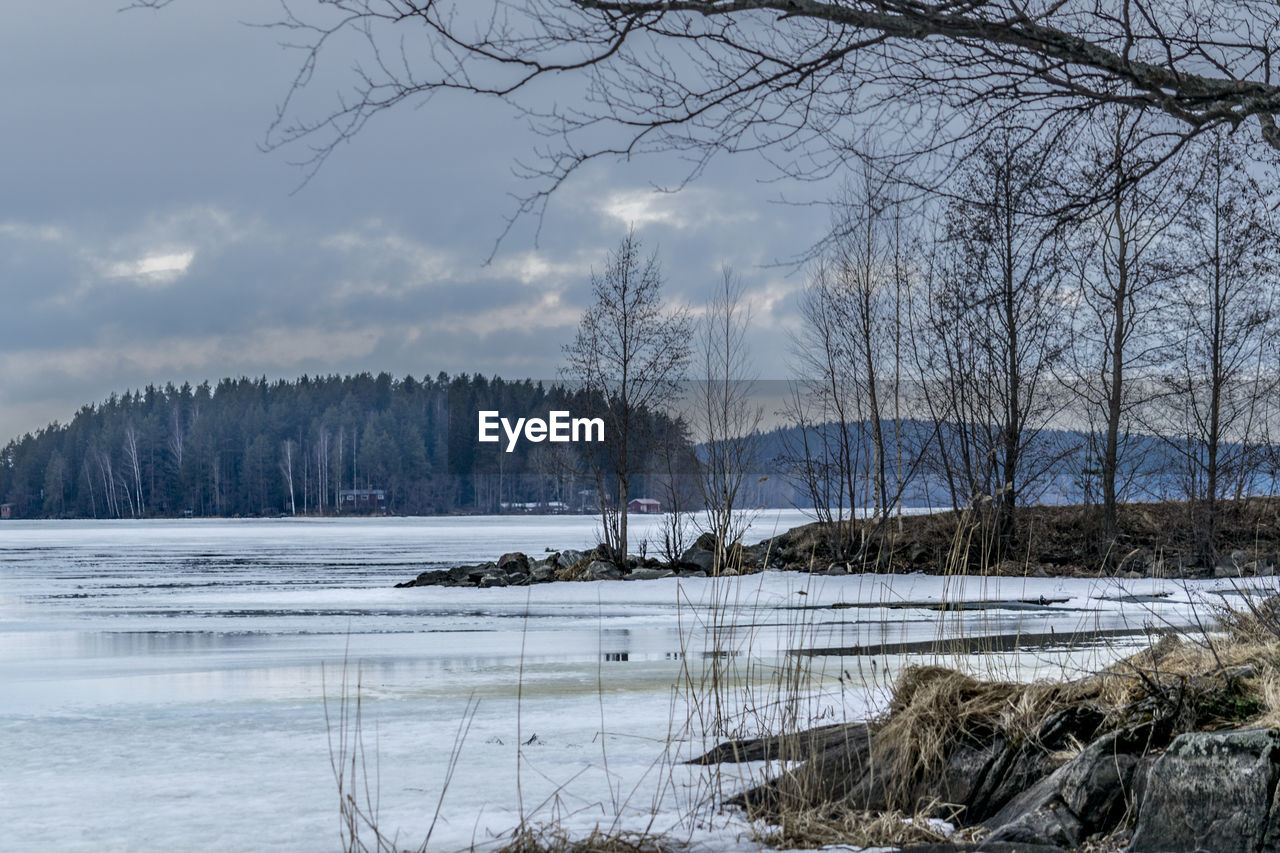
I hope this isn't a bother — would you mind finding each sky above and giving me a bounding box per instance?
[0,2,828,444]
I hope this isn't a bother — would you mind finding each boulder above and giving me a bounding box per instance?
[556,549,585,569]
[585,560,624,581]
[497,552,529,573]
[1131,728,1280,852]
[625,568,675,581]
[396,569,450,587]
[679,547,716,573]
[478,573,509,588]
[530,563,555,583]
[692,532,718,551]
[983,730,1140,848]
[449,563,492,584]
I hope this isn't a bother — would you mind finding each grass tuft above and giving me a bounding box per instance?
[753,804,957,849]
[493,824,684,853]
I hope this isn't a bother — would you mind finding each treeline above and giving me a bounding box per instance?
[0,372,692,518]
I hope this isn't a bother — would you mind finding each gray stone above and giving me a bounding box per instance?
[984,730,1139,848]
[530,564,555,583]
[692,532,717,551]
[585,560,624,581]
[625,568,675,581]
[679,547,716,573]
[557,549,585,569]
[478,573,509,588]
[448,563,487,583]
[1131,728,1280,853]
[399,569,450,587]
[497,552,529,573]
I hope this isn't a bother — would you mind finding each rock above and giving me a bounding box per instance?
[497,552,529,573]
[530,563,555,583]
[396,569,449,587]
[556,549,585,569]
[692,532,717,552]
[1131,728,1280,852]
[1215,564,1242,579]
[984,730,1140,848]
[584,560,623,581]
[625,568,675,581]
[679,547,716,573]
[478,573,509,588]
[970,707,1107,822]
[1122,570,1143,580]
[447,563,492,584]
[826,563,848,575]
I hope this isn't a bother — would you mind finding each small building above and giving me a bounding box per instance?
[0,503,11,520]
[338,489,387,513]
[628,498,661,514]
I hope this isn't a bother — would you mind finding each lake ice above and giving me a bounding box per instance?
[0,513,1263,851]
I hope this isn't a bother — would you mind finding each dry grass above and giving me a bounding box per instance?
[753,804,958,849]
[857,611,1280,818]
[553,560,592,582]
[868,665,1098,811]
[493,825,684,853]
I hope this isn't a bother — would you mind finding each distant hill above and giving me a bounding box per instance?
[736,419,1279,511]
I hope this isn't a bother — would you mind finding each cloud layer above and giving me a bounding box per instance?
[0,1,822,443]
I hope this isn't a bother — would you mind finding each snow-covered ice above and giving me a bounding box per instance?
[0,514,1269,851]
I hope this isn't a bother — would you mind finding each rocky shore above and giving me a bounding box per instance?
[394,532,771,588]
[396,499,1280,589]
[691,603,1280,852]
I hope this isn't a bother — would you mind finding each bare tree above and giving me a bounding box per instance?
[787,261,865,561]
[1157,128,1280,565]
[123,424,145,517]
[1063,108,1183,558]
[789,168,926,565]
[914,132,1072,550]
[281,439,298,516]
[697,266,763,573]
[562,230,693,565]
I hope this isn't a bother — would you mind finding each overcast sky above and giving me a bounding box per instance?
[0,2,827,444]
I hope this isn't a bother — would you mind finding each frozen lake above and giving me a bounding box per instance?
[0,514,1267,851]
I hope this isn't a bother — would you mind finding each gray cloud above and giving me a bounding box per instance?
[0,1,823,443]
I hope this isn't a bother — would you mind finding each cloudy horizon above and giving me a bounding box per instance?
[0,1,825,444]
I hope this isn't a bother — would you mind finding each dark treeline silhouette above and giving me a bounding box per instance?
[0,372,692,519]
